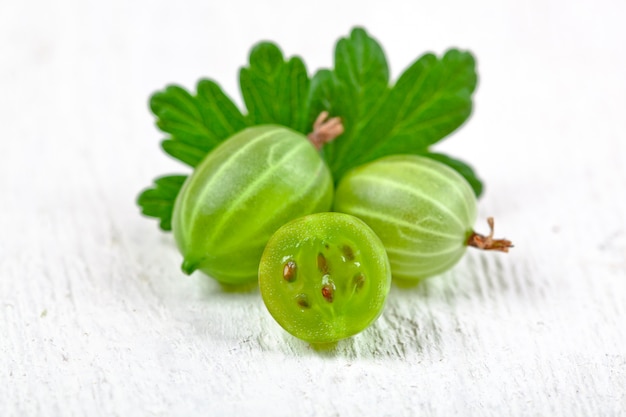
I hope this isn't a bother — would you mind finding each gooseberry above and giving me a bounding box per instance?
[334,155,511,283]
[172,125,333,286]
[259,212,391,344]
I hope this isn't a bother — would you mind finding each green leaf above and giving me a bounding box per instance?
[308,27,390,171]
[421,152,483,197]
[137,175,188,231]
[309,28,477,181]
[150,79,248,167]
[239,42,311,132]
[351,49,477,166]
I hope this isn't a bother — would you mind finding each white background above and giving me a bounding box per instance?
[2,0,625,416]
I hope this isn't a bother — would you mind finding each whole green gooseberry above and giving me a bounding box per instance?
[334,155,511,284]
[172,125,333,287]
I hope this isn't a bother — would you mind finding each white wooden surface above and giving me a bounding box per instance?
[2,0,625,415]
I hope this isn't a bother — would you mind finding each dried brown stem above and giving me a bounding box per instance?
[467,217,513,252]
[307,111,344,150]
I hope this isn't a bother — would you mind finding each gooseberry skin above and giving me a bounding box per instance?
[333,155,477,283]
[172,125,333,286]
[259,212,391,344]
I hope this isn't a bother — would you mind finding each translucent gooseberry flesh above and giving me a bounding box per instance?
[259,212,392,344]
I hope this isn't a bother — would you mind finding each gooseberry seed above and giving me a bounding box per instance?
[317,253,329,274]
[283,261,297,282]
[353,273,366,292]
[342,245,355,261]
[296,294,310,309]
[321,284,335,303]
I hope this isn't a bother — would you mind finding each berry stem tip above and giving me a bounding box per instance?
[307,111,344,150]
[467,217,513,252]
